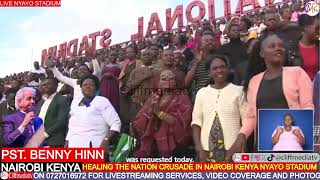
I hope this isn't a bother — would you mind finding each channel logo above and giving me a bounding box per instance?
[233,153,274,162]
[305,0,320,16]
[233,154,241,162]
[0,171,8,180]
[242,154,250,161]
[232,154,251,162]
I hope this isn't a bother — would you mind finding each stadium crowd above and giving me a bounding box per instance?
[0,0,319,162]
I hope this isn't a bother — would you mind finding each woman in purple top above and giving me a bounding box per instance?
[271,113,305,151]
[100,50,121,113]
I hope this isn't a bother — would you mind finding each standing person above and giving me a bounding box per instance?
[65,75,121,161]
[36,78,70,147]
[0,89,17,148]
[233,38,259,85]
[96,51,107,69]
[46,48,101,107]
[187,36,194,49]
[100,50,121,113]
[201,19,213,31]
[280,4,292,23]
[117,48,126,63]
[149,43,159,61]
[192,55,246,162]
[62,60,68,72]
[149,43,162,70]
[119,45,139,133]
[2,87,43,147]
[137,40,147,56]
[58,72,74,104]
[259,12,281,38]
[186,25,194,49]
[66,58,76,74]
[161,49,186,89]
[119,46,139,87]
[0,89,17,116]
[298,14,319,80]
[260,11,301,66]
[31,61,46,76]
[226,34,313,160]
[218,23,248,69]
[28,73,40,89]
[65,75,121,153]
[173,33,194,73]
[200,20,221,49]
[173,50,185,72]
[185,33,215,103]
[239,18,256,43]
[124,49,159,121]
[185,25,193,38]
[11,80,22,92]
[291,1,304,22]
[132,70,192,158]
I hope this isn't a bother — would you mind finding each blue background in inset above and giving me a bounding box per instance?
[258,109,313,151]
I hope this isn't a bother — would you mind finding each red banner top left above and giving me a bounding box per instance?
[0,0,61,7]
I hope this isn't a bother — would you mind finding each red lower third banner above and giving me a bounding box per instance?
[0,0,61,7]
[8,172,320,180]
[1,148,105,162]
[0,162,316,172]
[82,163,318,172]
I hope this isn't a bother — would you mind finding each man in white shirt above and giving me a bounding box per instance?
[31,61,46,75]
[66,58,76,74]
[36,78,70,147]
[27,72,40,89]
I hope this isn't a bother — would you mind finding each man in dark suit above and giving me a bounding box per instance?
[36,78,70,147]
[0,89,17,148]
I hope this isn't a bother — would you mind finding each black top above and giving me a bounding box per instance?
[179,48,194,74]
[255,75,289,152]
[217,38,248,69]
[257,75,289,109]
[233,61,248,86]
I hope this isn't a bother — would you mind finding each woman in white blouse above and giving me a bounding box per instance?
[65,75,121,153]
[192,54,247,162]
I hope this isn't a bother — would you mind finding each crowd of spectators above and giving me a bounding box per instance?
[0,0,319,162]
